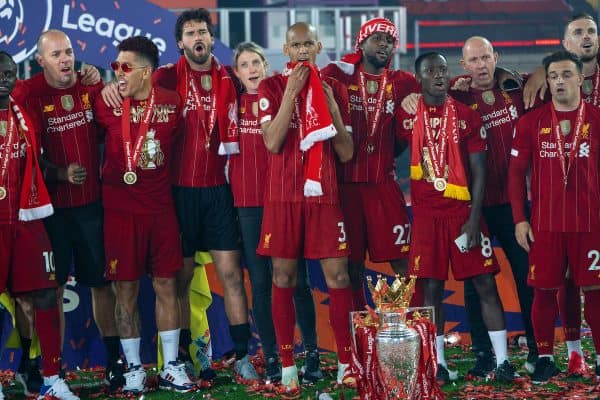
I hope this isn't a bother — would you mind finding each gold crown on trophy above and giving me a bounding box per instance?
[366,274,417,311]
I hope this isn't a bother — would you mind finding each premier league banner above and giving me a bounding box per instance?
[0,0,232,68]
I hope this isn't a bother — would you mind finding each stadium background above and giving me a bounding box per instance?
[1,0,594,370]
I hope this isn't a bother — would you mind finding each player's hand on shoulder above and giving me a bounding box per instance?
[523,66,546,110]
[101,81,123,108]
[451,76,471,92]
[401,93,421,114]
[80,64,101,86]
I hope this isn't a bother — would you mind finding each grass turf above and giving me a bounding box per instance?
[2,337,599,399]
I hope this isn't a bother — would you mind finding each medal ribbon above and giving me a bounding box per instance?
[121,89,155,174]
[585,65,600,106]
[189,68,218,148]
[0,107,17,189]
[358,66,388,137]
[422,101,452,180]
[550,101,585,187]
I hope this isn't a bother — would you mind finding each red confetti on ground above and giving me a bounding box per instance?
[113,1,120,9]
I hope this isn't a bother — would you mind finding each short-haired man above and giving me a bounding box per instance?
[258,22,355,389]
[321,18,417,310]
[397,52,517,384]
[0,50,79,400]
[509,50,600,383]
[11,29,122,391]
[93,36,194,394]
[451,36,538,376]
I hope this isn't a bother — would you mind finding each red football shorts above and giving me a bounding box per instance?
[0,221,57,294]
[528,231,600,288]
[104,209,183,280]
[339,181,411,263]
[258,201,350,260]
[408,213,499,281]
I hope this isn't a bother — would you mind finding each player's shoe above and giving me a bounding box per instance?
[159,361,196,392]
[301,350,323,384]
[494,360,519,382]
[336,362,356,386]
[122,364,146,394]
[281,365,299,390]
[0,382,4,400]
[467,352,495,377]
[436,364,459,385]
[567,351,588,377]
[105,358,126,392]
[265,356,282,383]
[531,357,560,384]
[37,378,79,400]
[16,359,43,395]
[233,355,259,380]
[524,351,538,374]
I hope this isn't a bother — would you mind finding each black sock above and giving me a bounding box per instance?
[18,337,32,373]
[103,336,121,364]
[229,323,251,360]
[179,329,192,361]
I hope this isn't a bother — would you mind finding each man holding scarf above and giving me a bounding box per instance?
[322,18,418,311]
[257,22,354,390]
[396,52,517,384]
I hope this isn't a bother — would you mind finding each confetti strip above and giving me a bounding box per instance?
[153,18,161,24]
[80,2,87,12]
[100,45,107,53]
[113,1,120,10]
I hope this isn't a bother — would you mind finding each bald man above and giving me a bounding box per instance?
[257,22,355,389]
[12,29,123,392]
[449,36,537,377]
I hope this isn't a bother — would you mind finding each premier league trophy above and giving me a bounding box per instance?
[350,275,443,400]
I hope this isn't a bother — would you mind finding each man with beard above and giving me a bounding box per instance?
[509,50,600,383]
[448,36,538,377]
[258,22,355,389]
[396,52,517,384]
[321,18,418,311]
[522,13,600,376]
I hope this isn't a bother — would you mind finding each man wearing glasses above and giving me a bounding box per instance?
[12,29,122,393]
[94,36,195,394]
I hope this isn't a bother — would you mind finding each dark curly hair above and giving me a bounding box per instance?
[175,8,214,47]
[117,36,159,70]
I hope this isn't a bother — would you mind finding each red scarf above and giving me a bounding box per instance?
[176,55,239,155]
[8,98,53,221]
[410,97,471,201]
[341,17,398,66]
[284,62,336,196]
[413,320,445,399]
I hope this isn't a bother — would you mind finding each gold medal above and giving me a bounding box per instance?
[201,75,212,91]
[366,143,375,154]
[0,121,6,137]
[123,171,137,185]
[61,95,74,111]
[482,90,495,106]
[433,177,447,191]
[583,79,593,95]
[366,80,379,95]
[559,120,571,136]
[0,186,6,200]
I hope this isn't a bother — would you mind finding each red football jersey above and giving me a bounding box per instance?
[257,73,351,204]
[153,64,227,187]
[13,74,103,208]
[0,109,28,225]
[228,93,268,207]
[396,98,487,217]
[509,102,600,232]
[94,86,182,214]
[321,63,419,183]
[451,84,524,206]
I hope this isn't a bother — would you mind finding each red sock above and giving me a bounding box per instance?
[352,288,367,311]
[329,287,353,364]
[584,289,600,354]
[272,284,296,367]
[409,279,425,307]
[35,307,61,377]
[558,279,581,341]
[532,288,558,356]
